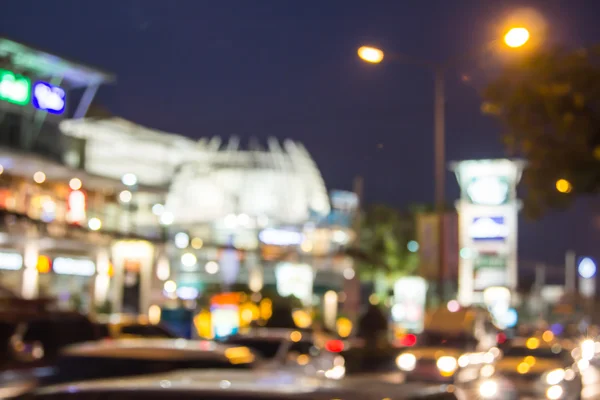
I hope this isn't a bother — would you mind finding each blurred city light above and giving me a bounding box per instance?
[191,237,204,249]
[160,211,174,225]
[407,240,419,252]
[181,252,197,268]
[0,164,4,175]
[87,217,102,231]
[555,179,572,193]
[121,173,137,186]
[119,190,132,203]
[357,46,384,63]
[504,27,530,48]
[174,232,190,249]
[152,203,165,215]
[205,261,219,275]
[33,171,46,184]
[69,178,82,190]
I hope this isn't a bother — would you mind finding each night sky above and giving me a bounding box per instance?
[2,0,599,270]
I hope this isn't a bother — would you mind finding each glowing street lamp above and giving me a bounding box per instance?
[556,179,572,194]
[504,27,530,48]
[357,46,384,64]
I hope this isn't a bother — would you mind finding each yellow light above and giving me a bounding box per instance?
[300,240,313,253]
[555,179,572,193]
[368,294,379,305]
[297,354,310,366]
[504,27,530,48]
[224,346,255,364]
[191,237,204,249]
[357,46,384,63]
[193,309,213,339]
[290,331,302,342]
[148,304,161,325]
[517,362,530,374]
[69,178,82,191]
[292,309,312,329]
[524,356,536,366]
[33,171,46,184]
[336,317,353,338]
[36,255,51,274]
[259,298,273,320]
[542,330,554,342]
[526,337,540,349]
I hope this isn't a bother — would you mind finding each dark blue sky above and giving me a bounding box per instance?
[2,0,599,267]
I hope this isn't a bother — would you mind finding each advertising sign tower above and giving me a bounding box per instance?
[452,159,525,306]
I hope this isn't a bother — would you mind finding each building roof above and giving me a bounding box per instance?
[0,37,115,88]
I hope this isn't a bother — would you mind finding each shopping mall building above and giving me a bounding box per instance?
[0,38,358,318]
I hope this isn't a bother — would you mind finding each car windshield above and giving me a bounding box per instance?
[417,332,478,350]
[503,346,570,361]
[224,338,283,359]
[120,324,175,338]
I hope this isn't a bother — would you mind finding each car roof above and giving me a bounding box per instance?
[61,338,257,362]
[33,369,455,399]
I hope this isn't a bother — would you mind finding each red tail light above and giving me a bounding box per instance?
[325,339,344,353]
[398,333,417,347]
[497,332,507,344]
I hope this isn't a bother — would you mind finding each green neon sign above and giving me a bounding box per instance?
[0,69,31,106]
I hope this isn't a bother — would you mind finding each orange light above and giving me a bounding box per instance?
[36,255,51,274]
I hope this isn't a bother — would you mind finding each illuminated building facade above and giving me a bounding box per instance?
[452,159,525,306]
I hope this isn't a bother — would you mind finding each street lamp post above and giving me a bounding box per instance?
[357,26,530,302]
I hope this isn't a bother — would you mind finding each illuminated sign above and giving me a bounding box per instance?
[0,251,23,270]
[32,81,66,114]
[259,229,303,246]
[53,257,95,276]
[0,69,31,106]
[474,254,506,269]
[466,176,509,206]
[66,190,87,225]
[470,216,508,241]
[393,277,428,333]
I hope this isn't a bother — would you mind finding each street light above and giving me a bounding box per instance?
[357,26,532,302]
[504,27,530,48]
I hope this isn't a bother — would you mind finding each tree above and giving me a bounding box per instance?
[482,45,600,218]
[354,204,418,280]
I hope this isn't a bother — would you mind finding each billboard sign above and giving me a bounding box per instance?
[32,81,66,114]
[393,277,428,333]
[466,176,510,206]
[470,216,508,241]
[0,69,31,106]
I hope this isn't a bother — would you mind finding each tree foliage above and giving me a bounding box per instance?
[482,45,600,218]
[355,204,418,278]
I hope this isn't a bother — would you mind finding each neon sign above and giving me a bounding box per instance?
[32,81,66,114]
[470,216,508,241]
[0,69,31,106]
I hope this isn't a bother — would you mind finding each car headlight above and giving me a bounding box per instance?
[436,356,457,373]
[546,385,563,400]
[396,353,417,371]
[478,380,498,399]
[545,368,565,385]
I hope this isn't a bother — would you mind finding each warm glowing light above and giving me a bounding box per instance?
[36,255,51,274]
[164,280,177,293]
[191,237,204,249]
[297,354,310,365]
[181,252,197,268]
[121,173,138,186]
[542,330,554,342]
[33,171,46,184]
[504,27,530,48]
[290,330,302,342]
[292,309,312,329]
[88,217,102,231]
[517,362,530,374]
[524,356,536,366]
[69,178,82,190]
[358,46,384,63]
[546,385,563,400]
[148,305,161,325]
[336,317,353,338]
[526,337,540,349]
[369,294,379,305]
[555,179,572,193]
[205,261,219,274]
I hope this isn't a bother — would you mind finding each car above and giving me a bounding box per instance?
[43,338,258,385]
[395,330,489,383]
[93,314,177,339]
[476,337,583,400]
[221,328,346,379]
[11,369,463,400]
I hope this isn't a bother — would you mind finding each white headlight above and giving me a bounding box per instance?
[478,380,498,398]
[436,356,457,373]
[545,368,565,385]
[546,385,563,400]
[396,353,417,371]
[581,339,595,361]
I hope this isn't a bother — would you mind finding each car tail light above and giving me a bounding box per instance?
[398,333,417,347]
[497,332,507,344]
[325,339,344,353]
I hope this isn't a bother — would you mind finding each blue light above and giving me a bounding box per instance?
[550,323,564,336]
[32,81,66,114]
[504,308,518,328]
[407,240,419,253]
[578,257,597,279]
